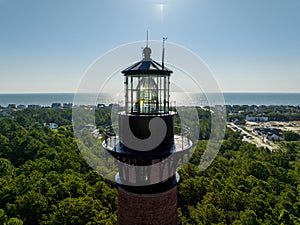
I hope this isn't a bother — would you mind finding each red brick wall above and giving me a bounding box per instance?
[118,186,178,225]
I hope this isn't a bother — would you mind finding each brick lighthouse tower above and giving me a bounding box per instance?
[103,40,192,225]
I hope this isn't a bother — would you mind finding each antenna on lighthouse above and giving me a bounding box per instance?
[146,31,149,47]
[162,37,167,69]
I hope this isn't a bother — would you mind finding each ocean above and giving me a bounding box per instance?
[0,93,299,107]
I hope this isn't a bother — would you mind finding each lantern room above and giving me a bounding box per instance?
[122,46,172,115]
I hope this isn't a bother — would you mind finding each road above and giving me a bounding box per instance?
[227,122,279,151]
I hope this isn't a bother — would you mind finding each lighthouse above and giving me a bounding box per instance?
[103,40,192,225]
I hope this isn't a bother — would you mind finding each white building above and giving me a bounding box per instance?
[246,115,268,122]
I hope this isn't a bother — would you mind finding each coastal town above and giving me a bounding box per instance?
[1,102,300,224]
[226,105,300,150]
[1,103,300,151]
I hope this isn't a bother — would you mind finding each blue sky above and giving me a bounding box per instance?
[0,0,299,93]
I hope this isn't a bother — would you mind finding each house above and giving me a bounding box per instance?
[267,133,280,142]
[63,103,73,108]
[43,123,59,130]
[51,103,62,108]
[246,115,268,122]
[83,124,97,131]
[8,104,16,108]
[97,103,106,109]
[28,104,41,109]
[253,127,282,141]
[1,111,11,117]
[17,104,26,110]
[76,123,97,131]
[48,123,59,129]
[109,104,120,109]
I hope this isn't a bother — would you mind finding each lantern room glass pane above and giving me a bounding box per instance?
[125,74,170,114]
[137,77,158,113]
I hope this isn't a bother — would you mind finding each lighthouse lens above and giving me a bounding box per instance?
[136,77,158,114]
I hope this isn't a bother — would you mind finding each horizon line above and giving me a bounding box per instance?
[0,91,300,94]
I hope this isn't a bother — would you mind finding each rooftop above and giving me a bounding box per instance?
[122,47,173,75]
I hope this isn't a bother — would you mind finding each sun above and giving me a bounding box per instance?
[156,3,165,15]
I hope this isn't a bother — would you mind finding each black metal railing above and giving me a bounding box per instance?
[103,123,191,151]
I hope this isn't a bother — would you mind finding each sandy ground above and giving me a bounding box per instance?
[245,121,300,134]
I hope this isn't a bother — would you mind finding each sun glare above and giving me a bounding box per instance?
[156,3,165,15]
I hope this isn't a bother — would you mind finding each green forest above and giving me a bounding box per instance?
[0,108,299,224]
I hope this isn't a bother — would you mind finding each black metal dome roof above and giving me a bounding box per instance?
[122,47,173,76]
